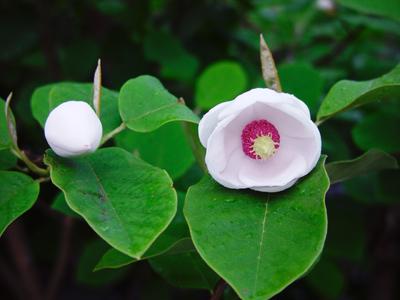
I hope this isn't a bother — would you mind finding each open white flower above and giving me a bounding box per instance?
[45,101,102,157]
[199,88,321,192]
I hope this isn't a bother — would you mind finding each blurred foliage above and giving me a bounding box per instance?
[0,0,399,299]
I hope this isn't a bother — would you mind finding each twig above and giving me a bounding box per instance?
[100,123,127,145]
[45,217,74,300]
[5,222,42,300]
[210,279,227,300]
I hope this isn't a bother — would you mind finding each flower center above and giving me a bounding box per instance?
[241,119,280,160]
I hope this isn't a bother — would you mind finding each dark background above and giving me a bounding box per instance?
[0,0,399,299]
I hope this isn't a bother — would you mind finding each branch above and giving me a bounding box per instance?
[5,222,42,300]
[45,217,74,300]
[210,279,227,300]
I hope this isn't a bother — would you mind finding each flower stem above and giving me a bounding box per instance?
[100,123,127,145]
[11,148,49,176]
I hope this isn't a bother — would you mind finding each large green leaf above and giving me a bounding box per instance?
[149,250,219,290]
[31,82,121,135]
[278,62,324,115]
[95,191,192,270]
[44,147,177,258]
[352,112,400,153]
[119,75,199,132]
[0,171,39,236]
[317,64,400,122]
[184,157,329,300]
[195,61,248,110]
[326,149,398,184]
[338,0,400,22]
[115,122,194,179]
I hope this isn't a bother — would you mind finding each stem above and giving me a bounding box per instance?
[210,279,227,300]
[5,222,42,300]
[182,122,208,173]
[45,217,74,300]
[101,123,126,145]
[11,148,49,176]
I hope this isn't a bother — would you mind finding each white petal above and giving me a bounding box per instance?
[251,178,298,193]
[45,101,103,157]
[218,88,310,121]
[198,101,231,147]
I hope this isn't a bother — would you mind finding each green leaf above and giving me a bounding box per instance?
[326,149,398,184]
[115,122,194,179]
[0,98,13,150]
[44,147,177,258]
[195,61,248,110]
[184,157,329,300]
[338,0,400,22]
[76,239,127,287]
[119,75,199,132]
[0,171,39,236]
[51,193,80,218]
[149,250,219,290]
[95,191,192,270]
[317,64,400,123]
[0,149,17,170]
[31,82,121,135]
[305,257,344,300]
[278,62,324,115]
[352,112,400,153]
[144,31,199,81]
[95,238,194,271]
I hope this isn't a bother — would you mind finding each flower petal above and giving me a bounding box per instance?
[198,101,231,147]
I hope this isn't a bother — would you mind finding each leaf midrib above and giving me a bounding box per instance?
[253,195,270,294]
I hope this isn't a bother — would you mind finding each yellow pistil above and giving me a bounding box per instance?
[251,135,278,160]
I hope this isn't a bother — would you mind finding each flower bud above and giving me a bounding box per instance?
[44,101,102,157]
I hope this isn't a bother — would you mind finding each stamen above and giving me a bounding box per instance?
[241,120,280,160]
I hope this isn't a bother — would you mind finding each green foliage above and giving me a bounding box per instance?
[317,64,400,122]
[338,0,400,22]
[149,251,219,290]
[144,31,199,81]
[76,239,127,287]
[326,149,398,184]
[44,147,177,258]
[51,193,80,218]
[31,83,121,135]
[305,257,345,299]
[278,62,324,115]
[0,171,39,236]
[115,122,194,179]
[0,149,17,170]
[352,112,400,153]
[119,75,199,132]
[95,191,193,270]
[195,61,248,109]
[0,98,13,150]
[184,157,329,300]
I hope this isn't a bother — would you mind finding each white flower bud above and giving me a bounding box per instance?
[44,101,102,157]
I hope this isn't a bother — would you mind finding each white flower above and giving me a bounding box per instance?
[198,88,321,193]
[45,101,102,157]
